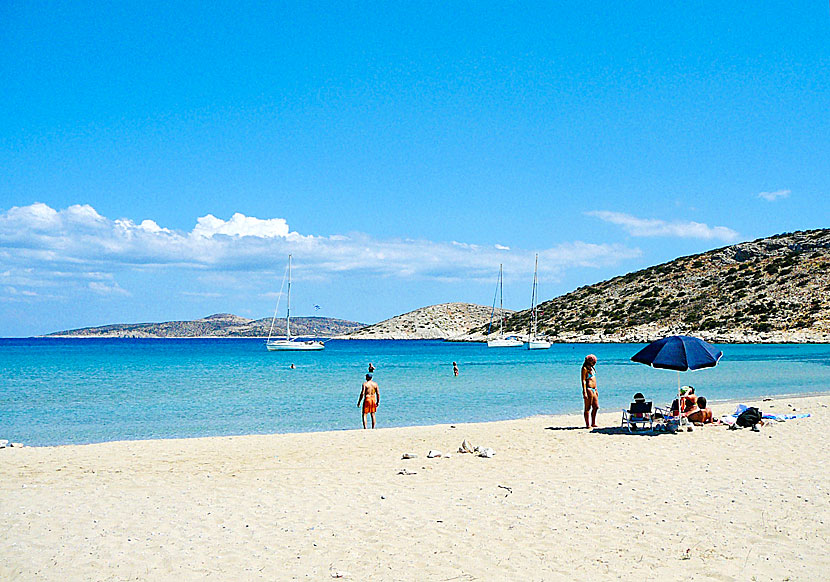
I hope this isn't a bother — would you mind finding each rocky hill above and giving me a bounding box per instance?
[340,302,513,340]
[48,313,365,338]
[475,228,830,343]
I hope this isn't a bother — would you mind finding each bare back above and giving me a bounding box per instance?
[687,407,713,424]
[362,380,378,401]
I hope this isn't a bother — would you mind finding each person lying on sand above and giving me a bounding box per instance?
[685,396,713,425]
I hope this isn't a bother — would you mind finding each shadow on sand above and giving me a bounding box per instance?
[544,426,586,431]
[545,425,674,437]
[589,426,673,437]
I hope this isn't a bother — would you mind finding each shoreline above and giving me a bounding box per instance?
[2,392,828,581]
[10,388,830,450]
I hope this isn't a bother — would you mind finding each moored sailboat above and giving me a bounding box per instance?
[527,254,551,350]
[266,255,325,351]
[487,264,523,348]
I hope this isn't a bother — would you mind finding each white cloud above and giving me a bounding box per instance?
[3,202,60,230]
[115,218,171,234]
[88,281,130,296]
[4,286,38,297]
[587,211,739,242]
[192,213,292,238]
[0,203,643,298]
[757,189,791,202]
[64,204,105,225]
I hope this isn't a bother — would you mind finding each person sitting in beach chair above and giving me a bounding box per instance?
[621,393,654,432]
[670,386,697,416]
[681,386,697,410]
[685,396,713,425]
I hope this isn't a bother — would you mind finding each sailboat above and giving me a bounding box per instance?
[266,255,325,351]
[487,264,523,348]
[527,254,551,350]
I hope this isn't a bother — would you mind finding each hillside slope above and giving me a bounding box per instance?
[341,302,513,340]
[491,229,830,343]
[48,313,365,338]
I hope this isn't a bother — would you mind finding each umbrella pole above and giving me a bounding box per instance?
[677,371,681,420]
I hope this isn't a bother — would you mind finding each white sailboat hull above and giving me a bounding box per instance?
[266,339,325,351]
[487,337,524,348]
[266,255,325,352]
[527,339,551,350]
[487,264,522,348]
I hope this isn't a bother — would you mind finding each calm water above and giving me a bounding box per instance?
[2,338,829,445]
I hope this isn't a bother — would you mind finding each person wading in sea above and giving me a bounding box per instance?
[357,373,380,429]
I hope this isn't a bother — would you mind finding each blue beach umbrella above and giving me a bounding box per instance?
[631,335,723,418]
[631,335,723,371]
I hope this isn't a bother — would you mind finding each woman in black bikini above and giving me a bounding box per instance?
[581,354,599,428]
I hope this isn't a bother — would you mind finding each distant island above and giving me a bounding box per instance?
[46,304,505,341]
[47,313,365,338]
[48,229,830,343]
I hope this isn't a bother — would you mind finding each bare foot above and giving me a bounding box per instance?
[591,424,598,428]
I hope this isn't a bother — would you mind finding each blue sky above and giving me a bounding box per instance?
[1,2,828,336]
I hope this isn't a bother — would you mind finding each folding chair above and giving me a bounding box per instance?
[621,401,654,432]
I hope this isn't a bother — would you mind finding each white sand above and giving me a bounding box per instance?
[2,394,828,581]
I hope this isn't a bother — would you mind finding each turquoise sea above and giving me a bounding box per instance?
[2,338,829,446]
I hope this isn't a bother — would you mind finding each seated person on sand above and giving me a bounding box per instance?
[684,396,713,425]
[630,392,649,419]
[671,386,697,416]
[680,386,697,410]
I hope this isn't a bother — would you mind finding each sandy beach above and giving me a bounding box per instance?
[2,394,828,581]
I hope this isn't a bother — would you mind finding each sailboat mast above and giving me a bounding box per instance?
[499,264,505,339]
[530,254,538,340]
[286,254,292,340]
[487,267,499,337]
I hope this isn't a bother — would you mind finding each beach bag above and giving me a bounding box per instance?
[736,407,762,428]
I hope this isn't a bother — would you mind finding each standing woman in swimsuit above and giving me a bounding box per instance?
[581,354,599,428]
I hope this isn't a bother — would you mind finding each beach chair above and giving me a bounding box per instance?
[621,401,654,432]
